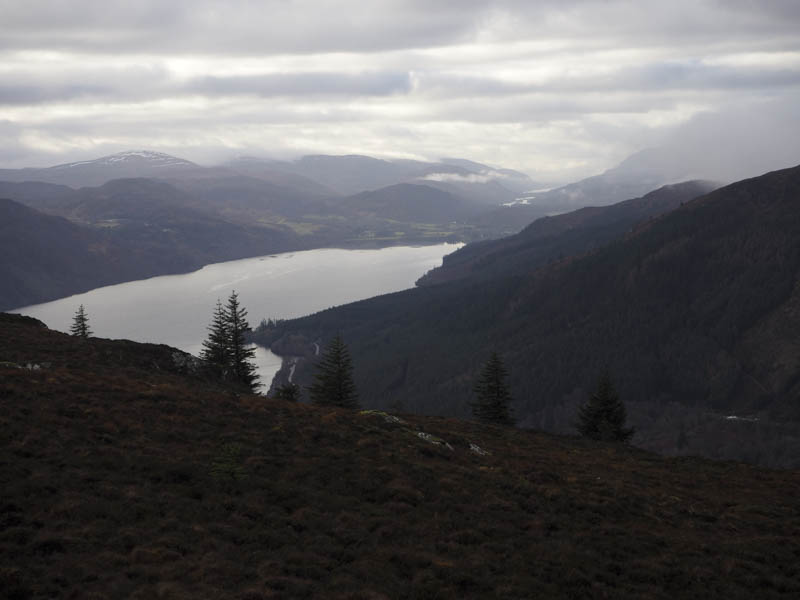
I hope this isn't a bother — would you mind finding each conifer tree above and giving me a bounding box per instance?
[200,292,259,392]
[224,291,260,392]
[471,352,515,426]
[308,334,359,408]
[576,371,634,443]
[69,304,92,339]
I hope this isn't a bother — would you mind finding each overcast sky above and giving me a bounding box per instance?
[1,0,799,181]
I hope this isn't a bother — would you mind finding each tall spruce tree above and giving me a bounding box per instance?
[69,304,92,339]
[471,352,515,426]
[576,371,634,443]
[200,292,259,392]
[308,334,359,408]
[224,291,260,392]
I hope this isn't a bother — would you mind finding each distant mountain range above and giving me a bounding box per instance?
[0,147,780,316]
[254,165,800,468]
[0,150,548,308]
[517,147,727,214]
[0,150,540,203]
[0,150,206,188]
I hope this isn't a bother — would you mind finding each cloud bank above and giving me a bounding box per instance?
[0,0,798,181]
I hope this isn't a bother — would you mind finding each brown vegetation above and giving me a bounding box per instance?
[2,313,799,598]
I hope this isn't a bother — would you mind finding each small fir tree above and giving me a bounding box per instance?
[308,334,359,408]
[69,304,92,339]
[576,371,634,443]
[471,352,515,426]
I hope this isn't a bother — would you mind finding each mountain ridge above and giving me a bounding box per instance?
[418,180,718,286]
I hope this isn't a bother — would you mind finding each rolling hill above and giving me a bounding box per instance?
[339,183,480,224]
[0,186,301,310]
[0,198,146,310]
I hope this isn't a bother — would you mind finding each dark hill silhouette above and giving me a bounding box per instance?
[0,189,299,310]
[256,165,800,468]
[2,313,798,598]
[0,198,148,310]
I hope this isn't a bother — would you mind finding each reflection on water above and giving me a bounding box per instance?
[13,244,460,389]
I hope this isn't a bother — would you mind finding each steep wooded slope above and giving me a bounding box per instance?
[419,180,717,286]
[258,166,800,467]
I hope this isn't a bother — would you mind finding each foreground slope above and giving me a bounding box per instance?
[258,166,800,468]
[1,314,799,599]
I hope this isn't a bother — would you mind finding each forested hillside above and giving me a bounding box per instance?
[419,180,717,286]
[256,166,800,468]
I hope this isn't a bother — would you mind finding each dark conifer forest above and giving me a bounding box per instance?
[255,165,800,468]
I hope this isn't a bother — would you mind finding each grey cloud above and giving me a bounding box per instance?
[3,1,800,57]
[0,120,31,164]
[0,83,114,105]
[659,98,800,182]
[0,67,411,106]
[615,62,800,92]
[0,64,172,105]
[185,72,413,97]
[3,59,795,108]
[1,0,799,181]
[0,0,488,55]
[415,63,800,99]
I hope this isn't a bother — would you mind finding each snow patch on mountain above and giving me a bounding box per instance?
[53,151,196,170]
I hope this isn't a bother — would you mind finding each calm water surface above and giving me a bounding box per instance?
[13,243,460,388]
